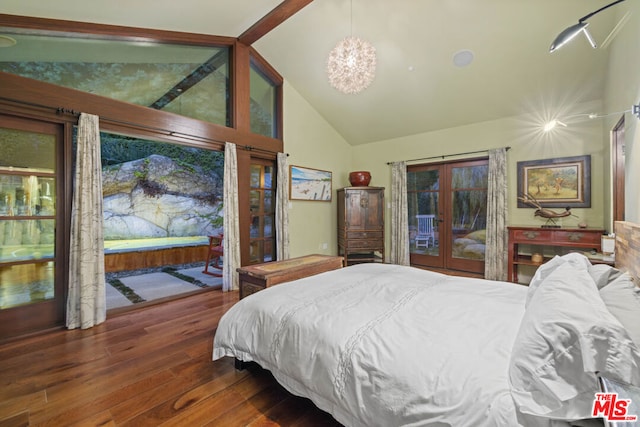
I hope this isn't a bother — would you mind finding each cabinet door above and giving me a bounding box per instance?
[345,189,383,230]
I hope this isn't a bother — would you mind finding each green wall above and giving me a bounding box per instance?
[282,81,352,257]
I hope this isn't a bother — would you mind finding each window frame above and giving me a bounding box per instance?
[0,14,284,270]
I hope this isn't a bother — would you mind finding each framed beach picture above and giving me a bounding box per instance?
[517,155,591,208]
[289,165,332,201]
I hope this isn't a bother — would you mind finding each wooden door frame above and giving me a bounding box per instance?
[611,115,625,223]
[408,157,488,275]
[0,115,68,340]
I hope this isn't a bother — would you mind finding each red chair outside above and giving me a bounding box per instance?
[203,234,223,277]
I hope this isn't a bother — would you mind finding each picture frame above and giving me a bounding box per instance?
[289,165,332,201]
[517,155,591,208]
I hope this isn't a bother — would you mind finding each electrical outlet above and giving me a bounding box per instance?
[322,243,328,249]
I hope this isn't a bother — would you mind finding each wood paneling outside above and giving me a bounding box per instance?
[104,245,209,273]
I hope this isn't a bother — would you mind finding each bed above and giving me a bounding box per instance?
[213,221,640,427]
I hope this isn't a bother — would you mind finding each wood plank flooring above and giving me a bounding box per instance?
[0,290,343,426]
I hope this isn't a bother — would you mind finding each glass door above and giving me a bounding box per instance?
[446,160,488,274]
[249,158,276,264]
[408,165,443,268]
[408,159,488,275]
[0,115,65,340]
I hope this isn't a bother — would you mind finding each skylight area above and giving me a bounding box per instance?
[0,30,230,126]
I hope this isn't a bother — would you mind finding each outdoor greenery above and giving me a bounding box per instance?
[100,132,224,179]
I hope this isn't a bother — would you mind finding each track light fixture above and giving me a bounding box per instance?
[550,0,625,53]
[543,103,640,132]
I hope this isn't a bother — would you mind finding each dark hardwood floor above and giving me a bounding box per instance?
[0,290,342,426]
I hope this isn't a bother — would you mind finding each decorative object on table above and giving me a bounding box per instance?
[517,155,591,209]
[517,192,578,228]
[531,253,543,264]
[601,234,615,255]
[289,165,332,201]
[348,171,371,187]
[578,221,588,229]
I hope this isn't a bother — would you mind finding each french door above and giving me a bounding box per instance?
[408,158,488,275]
[0,115,66,340]
[249,158,276,264]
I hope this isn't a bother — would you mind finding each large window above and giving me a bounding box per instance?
[0,125,57,308]
[98,132,224,260]
[0,32,230,127]
[250,59,278,138]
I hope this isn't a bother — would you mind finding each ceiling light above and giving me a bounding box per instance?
[543,119,567,132]
[326,0,376,94]
[549,0,626,53]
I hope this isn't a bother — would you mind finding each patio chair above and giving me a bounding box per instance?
[415,214,436,248]
[203,234,223,277]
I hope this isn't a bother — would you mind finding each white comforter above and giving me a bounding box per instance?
[213,263,536,426]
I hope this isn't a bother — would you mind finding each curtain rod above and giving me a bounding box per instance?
[1,97,285,156]
[386,146,511,165]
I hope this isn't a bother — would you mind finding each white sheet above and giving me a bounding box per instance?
[212,263,550,426]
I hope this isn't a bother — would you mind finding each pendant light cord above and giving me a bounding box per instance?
[579,0,625,22]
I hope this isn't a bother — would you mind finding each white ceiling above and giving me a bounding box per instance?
[1,0,629,145]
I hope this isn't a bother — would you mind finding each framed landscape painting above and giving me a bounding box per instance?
[289,165,332,201]
[517,155,591,208]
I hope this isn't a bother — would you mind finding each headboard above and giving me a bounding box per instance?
[614,221,640,282]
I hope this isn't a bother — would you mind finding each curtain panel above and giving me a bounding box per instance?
[276,153,290,261]
[484,148,508,281]
[222,142,241,291]
[390,161,410,265]
[66,113,107,329]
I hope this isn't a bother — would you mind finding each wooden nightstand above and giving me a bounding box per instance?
[237,254,344,299]
[507,226,605,283]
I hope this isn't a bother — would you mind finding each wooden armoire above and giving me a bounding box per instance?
[337,187,385,265]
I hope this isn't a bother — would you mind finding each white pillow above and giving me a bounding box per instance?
[600,273,640,347]
[588,264,624,289]
[525,253,592,307]
[509,261,640,419]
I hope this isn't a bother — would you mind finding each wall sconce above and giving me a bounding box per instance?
[543,103,640,132]
[550,0,626,52]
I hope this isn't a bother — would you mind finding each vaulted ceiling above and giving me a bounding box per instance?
[1,0,629,145]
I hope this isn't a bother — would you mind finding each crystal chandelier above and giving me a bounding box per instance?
[326,1,376,94]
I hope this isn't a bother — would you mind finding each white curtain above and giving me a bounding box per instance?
[66,113,106,329]
[276,153,290,261]
[390,161,410,265]
[485,148,508,281]
[222,142,241,292]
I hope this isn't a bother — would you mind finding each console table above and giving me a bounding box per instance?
[237,254,344,299]
[507,226,606,283]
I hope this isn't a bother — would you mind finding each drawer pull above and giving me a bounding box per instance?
[568,232,583,242]
[523,231,539,240]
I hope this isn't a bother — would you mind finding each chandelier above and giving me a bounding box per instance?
[327,36,376,94]
[326,1,376,94]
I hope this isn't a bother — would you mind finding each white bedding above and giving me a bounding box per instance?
[213,263,536,426]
